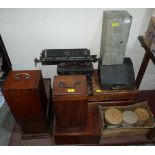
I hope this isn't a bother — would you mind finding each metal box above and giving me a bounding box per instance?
[100,10,132,65]
[99,57,135,90]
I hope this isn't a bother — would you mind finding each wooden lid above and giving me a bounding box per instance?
[105,108,123,125]
[53,75,87,96]
[3,70,41,90]
[134,108,149,121]
[123,110,138,125]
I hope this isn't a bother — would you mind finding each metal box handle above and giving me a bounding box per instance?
[58,81,81,88]
[14,73,31,80]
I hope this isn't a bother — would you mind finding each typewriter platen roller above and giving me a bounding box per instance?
[35,49,97,66]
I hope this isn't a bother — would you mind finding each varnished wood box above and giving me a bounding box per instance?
[88,70,138,105]
[2,70,49,134]
[53,75,88,130]
[54,107,101,145]
[99,102,155,138]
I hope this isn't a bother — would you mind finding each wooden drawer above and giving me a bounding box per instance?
[89,90,138,102]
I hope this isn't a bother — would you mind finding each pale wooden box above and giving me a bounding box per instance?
[99,102,155,138]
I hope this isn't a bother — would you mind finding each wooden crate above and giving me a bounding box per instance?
[99,101,155,138]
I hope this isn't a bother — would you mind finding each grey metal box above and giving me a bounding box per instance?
[99,57,135,90]
[100,10,132,65]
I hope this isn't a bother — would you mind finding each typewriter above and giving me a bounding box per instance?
[34,48,98,95]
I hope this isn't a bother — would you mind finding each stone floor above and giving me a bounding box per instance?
[0,102,15,146]
[9,124,54,146]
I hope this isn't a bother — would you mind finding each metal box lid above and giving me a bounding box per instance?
[100,57,135,90]
[104,10,132,19]
[53,75,88,96]
[3,70,41,90]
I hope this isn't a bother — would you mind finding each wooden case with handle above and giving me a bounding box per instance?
[53,75,88,130]
[2,70,50,134]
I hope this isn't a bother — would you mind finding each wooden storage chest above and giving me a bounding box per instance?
[53,75,88,130]
[2,70,49,134]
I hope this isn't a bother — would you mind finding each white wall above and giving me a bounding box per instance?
[0,8,154,89]
[152,8,155,16]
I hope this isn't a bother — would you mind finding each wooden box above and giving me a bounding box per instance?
[2,70,47,121]
[53,75,88,130]
[20,79,53,136]
[18,120,49,134]
[99,102,155,138]
[54,107,101,145]
[2,70,49,134]
[88,70,138,104]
